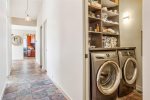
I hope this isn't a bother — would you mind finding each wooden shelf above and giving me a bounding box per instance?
[101,0,118,8]
[87,0,120,48]
[102,10,119,17]
[102,21,119,27]
[89,31,102,34]
[102,32,119,36]
[88,5,101,11]
[88,16,101,22]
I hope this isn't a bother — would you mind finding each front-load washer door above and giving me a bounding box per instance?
[97,61,121,95]
[123,57,138,85]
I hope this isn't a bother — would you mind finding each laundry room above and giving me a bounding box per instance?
[85,0,142,100]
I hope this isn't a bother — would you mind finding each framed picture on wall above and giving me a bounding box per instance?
[12,35,23,46]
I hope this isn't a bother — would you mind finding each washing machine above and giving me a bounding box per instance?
[90,51,121,100]
[118,49,138,97]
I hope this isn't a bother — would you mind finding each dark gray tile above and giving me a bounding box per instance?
[2,59,68,100]
[35,97,50,100]
[4,86,18,94]
[32,89,48,99]
[49,93,67,100]
[16,94,32,100]
[2,92,17,100]
[17,88,31,97]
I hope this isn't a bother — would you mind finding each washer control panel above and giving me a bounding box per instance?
[95,51,118,59]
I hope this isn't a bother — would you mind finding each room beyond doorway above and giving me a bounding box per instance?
[11,25,37,61]
[23,33,36,58]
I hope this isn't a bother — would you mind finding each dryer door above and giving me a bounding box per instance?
[97,61,121,95]
[123,57,138,85]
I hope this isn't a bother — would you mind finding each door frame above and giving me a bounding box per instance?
[40,20,47,72]
[83,0,89,100]
[40,25,43,68]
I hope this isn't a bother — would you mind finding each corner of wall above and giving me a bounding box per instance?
[136,84,143,92]
[0,82,7,100]
[47,74,72,100]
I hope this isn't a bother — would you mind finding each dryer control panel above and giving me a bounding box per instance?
[119,50,135,57]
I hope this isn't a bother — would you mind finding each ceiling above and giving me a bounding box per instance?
[10,0,42,20]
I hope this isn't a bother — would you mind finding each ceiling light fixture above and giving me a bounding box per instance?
[25,0,32,22]
[25,14,32,22]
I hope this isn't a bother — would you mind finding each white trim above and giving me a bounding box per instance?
[82,0,86,99]
[12,25,37,31]
[41,68,47,73]
[0,82,6,100]
[83,0,90,99]
[136,84,142,92]
[7,65,11,77]
[49,77,71,100]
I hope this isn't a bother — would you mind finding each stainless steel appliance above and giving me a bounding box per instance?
[118,49,138,97]
[90,51,121,100]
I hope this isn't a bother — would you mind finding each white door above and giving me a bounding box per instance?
[40,26,43,68]
[40,20,47,71]
[42,20,47,71]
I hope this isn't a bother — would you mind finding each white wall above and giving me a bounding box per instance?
[6,0,12,77]
[36,9,42,65]
[12,30,24,60]
[11,25,36,60]
[0,0,11,99]
[143,0,150,99]
[10,0,42,20]
[120,0,142,91]
[37,0,84,100]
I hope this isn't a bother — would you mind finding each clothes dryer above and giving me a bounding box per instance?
[118,49,138,97]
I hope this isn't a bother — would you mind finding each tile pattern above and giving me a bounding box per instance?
[2,58,142,100]
[2,59,68,100]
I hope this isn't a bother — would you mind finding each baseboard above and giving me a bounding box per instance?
[47,75,71,100]
[41,68,47,73]
[7,64,13,77]
[136,84,142,93]
[0,82,6,100]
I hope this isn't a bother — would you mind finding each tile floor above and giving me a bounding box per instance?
[2,58,68,100]
[2,58,142,100]
[117,91,142,100]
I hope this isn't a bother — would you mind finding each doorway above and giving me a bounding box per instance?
[23,33,36,58]
[11,25,36,61]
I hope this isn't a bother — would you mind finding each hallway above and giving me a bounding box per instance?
[2,59,67,100]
